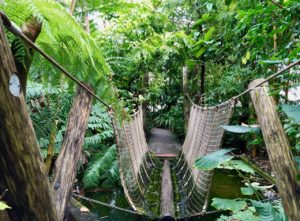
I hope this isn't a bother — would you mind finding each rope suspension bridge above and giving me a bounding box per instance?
[1,12,300,221]
[107,98,235,219]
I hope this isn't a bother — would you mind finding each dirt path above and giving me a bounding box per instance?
[148,128,181,156]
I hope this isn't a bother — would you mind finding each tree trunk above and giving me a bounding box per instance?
[84,15,90,33]
[200,56,205,96]
[51,85,93,221]
[160,160,175,221]
[248,102,258,158]
[0,16,58,221]
[11,17,42,95]
[45,120,58,174]
[142,72,149,123]
[182,66,190,131]
[50,8,93,221]
[69,0,77,15]
[249,78,300,220]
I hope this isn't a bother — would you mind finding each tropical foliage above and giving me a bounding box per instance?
[1,0,300,219]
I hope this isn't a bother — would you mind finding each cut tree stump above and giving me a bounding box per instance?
[0,16,58,221]
[249,78,300,220]
[51,85,93,221]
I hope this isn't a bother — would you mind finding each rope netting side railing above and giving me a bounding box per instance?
[112,107,159,216]
[173,99,235,218]
[2,11,300,219]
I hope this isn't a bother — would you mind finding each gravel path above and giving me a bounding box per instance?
[148,128,181,155]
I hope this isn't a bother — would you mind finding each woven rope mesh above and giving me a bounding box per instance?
[113,101,234,218]
[112,107,155,214]
[174,100,235,217]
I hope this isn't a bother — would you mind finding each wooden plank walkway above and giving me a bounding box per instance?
[148,128,179,221]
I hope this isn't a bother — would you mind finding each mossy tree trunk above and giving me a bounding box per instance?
[45,120,58,174]
[182,66,190,131]
[51,4,93,219]
[51,85,93,221]
[249,78,300,220]
[0,16,58,221]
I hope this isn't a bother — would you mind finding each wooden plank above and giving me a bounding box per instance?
[0,16,58,221]
[51,85,93,221]
[156,153,177,158]
[160,160,175,221]
[249,78,300,220]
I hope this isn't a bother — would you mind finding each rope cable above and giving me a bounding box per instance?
[2,11,298,219]
[0,12,111,109]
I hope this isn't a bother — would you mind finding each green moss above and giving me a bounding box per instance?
[170,160,181,217]
[143,161,163,218]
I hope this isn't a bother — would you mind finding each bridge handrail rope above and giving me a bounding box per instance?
[172,99,235,216]
[186,59,300,107]
[0,12,111,110]
[72,193,221,218]
[1,11,299,112]
[73,193,281,219]
[186,109,218,212]
[72,194,142,215]
[2,10,300,219]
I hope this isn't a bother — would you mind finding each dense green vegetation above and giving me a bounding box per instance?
[1,0,299,220]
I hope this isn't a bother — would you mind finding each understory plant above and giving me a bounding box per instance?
[26,81,119,189]
[0,201,10,211]
[195,149,287,221]
[82,145,119,189]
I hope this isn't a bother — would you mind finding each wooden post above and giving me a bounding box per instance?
[0,17,58,221]
[249,78,300,220]
[45,120,58,174]
[51,85,93,221]
[160,160,175,221]
[51,7,93,221]
[50,7,93,221]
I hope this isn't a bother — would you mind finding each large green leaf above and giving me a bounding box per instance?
[282,105,300,123]
[195,149,234,170]
[0,201,11,210]
[241,187,254,195]
[221,125,260,133]
[212,198,247,212]
[218,207,259,221]
[224,0,237,9]
[218,160,255,174]
[195,47,207,58]
[294,156,300,170]
[204,27,215,41]
[241,182,273,196]
[250,200,287,221]
[247,182,274,191]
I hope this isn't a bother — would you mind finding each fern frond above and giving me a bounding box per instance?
[1,0,120,107]
[83,145,118,189]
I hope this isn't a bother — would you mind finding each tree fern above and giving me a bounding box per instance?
[26,81,73,157]
[84,103,114,149]
[1,0,119,106]
[83,145,119,189]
